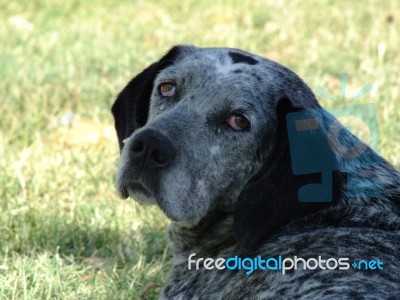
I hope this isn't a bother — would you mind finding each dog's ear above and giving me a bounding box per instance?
[234,93,345,249]
[111,46,185,150]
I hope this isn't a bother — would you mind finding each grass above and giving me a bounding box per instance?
[1,0,399,298]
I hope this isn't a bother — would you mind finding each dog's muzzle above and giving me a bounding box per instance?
[116,128,176,200]
[129,128,176,171]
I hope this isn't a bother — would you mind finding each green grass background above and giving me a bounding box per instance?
[1,0,399,299]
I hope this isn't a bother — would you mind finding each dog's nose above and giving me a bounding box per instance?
[129,129,176,169]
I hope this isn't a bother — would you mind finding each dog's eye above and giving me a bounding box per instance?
[159,82,176,97]
[226,114,250,131]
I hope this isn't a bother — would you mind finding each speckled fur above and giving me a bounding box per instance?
[111,45,400,299]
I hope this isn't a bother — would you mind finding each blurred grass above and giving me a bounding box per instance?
[0,0,399,299]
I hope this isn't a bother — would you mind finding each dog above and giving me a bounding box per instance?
[112,45,400,299]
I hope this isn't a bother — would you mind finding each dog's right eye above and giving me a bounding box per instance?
[159,82,176,97]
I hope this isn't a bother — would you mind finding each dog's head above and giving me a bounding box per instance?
[112,45,344,248]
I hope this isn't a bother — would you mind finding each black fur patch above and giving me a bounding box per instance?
[228,52,258,65]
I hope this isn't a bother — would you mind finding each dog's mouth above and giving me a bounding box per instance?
[118,180,155,204]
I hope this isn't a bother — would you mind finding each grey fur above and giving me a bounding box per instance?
[112,45,400,299]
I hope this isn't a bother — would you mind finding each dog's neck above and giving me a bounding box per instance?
[168,209,236,256]
[339,151,400,211]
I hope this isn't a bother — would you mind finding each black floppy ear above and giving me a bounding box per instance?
[234,96,344,249]
[111,46,184,150]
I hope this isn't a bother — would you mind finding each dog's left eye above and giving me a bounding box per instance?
[159,82,176,97]
[226,114,251,131]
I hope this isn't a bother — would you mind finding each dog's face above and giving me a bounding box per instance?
[116,47,268,223]
[112,45,332,245]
